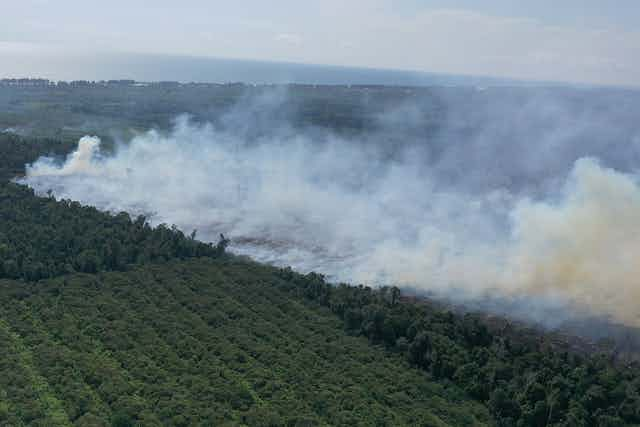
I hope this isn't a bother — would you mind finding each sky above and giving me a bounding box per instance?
[1,0,640,86]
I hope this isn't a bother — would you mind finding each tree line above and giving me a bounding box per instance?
[0,182,227,281]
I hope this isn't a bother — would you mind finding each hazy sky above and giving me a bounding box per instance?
[2,0,640,86]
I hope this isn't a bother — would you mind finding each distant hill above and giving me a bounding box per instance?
[0,53,529,87]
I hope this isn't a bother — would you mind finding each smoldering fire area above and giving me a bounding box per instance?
[22,86,640,330]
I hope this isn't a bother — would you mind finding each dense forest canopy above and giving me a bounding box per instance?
[0,133,77,181]
[0,182,227,281]
[0,260,491,426]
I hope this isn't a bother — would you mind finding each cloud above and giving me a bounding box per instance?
[341,8,640,86]
[0,41,43,53]
[274,33,303,46]
[1,2,639,86]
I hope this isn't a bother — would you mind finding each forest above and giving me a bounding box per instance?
[0,84,639,426]
[0,182,227,281]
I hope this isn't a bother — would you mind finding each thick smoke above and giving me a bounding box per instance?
[22,88,640,327]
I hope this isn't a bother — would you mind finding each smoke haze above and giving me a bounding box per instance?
[22,87,640,327]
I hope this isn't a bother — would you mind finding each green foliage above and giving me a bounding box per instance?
[0,132,78,181]
[0,182,227,281]
[276,269,640,426]
[0,260,490,426]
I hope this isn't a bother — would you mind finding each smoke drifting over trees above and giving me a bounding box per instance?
[22,87,640,327]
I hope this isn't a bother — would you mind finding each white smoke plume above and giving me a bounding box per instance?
[28,136,102,176]
[22,90,640,327]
